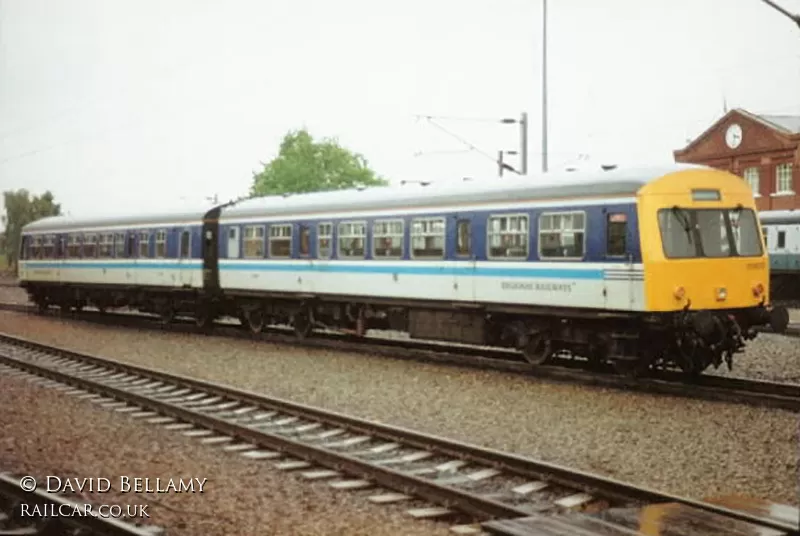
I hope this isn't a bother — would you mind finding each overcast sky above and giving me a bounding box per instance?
[1,0,799,223]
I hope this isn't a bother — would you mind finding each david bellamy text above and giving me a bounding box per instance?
[46,476,208,494]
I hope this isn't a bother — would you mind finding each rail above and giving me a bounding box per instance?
[0,333,797,535]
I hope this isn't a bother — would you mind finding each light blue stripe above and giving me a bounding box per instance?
[23,260,605,280]
[26,261,200,270]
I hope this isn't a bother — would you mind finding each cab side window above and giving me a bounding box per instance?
[606,213,627,256]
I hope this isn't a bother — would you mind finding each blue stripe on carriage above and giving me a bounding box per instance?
[22,260,609,280]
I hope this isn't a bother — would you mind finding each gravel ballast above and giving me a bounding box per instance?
[0,372,454,536]
[0,311,797,508]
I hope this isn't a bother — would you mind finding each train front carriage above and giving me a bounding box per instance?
[632,167,779,375]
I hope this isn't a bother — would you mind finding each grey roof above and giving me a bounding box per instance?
[219,164,707,221]
[758,114,800,134]
[759,209,800,225]
[22,203,216,233]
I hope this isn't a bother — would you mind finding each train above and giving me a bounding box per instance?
[16,163,787,379]
[759,209,800,301]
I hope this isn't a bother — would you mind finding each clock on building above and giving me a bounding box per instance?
[725,123,743,149]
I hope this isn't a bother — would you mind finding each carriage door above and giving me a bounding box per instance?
[178,229,193,287]
[603,212,635,310]
[451,214,476,302]
[227,226,240,259]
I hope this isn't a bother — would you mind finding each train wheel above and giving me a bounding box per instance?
[293,310,313,340]
[246,310,265,334]
[34,299,48,314]
[157,305,175,325]
[770,306,790,334]
[612,358,648,378]
[195,307,214,332]
[522,333,552,365]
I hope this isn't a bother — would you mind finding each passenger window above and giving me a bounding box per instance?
[43,235,55,258]
[373,219,404,258]
[318,223,333,258]
[338,221,366,259]
[411,218,445,258]
[539,212,585,259]
[84,234,98,258]
[99,233,113,258]
[126,234,136,258]
[456,220,471,256]
[488,215,528,259]
[139,232,150,258]
[777,231,786,249]
[299,225,311,257]
[606,213,627,256]
[269,224,292,258]
[242,226,264,258]
[155,230,167,258]
[114,233,126,258]
[180,230,191,258]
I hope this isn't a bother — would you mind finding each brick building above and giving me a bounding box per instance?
[673,108,800,211]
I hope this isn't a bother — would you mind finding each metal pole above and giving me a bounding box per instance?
[520,112,528,174]
[498,150,505,177]
[759,0,800,28]
[541,0,549,173]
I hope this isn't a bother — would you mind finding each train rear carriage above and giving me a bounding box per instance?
[212,164,776,377]
[19,206,212,320]
[759,209,800,301]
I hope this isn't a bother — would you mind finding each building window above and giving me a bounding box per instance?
[243,225,265,258]
[487,214,529,259]
[269,224,292,258]
[743,167,760,194]
[84,234,98,258]
[99,233,113,258]
[373,219,404,258]
[338,221,366,259]
[139,232,150,258]
[155,230,167,258]
[411,218,445,259]
[318,223,333,258]
[776,163,793,194]
[539,211,586,259]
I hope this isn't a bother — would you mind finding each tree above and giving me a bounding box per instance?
[1,189,62,272]
[250,129,388,197]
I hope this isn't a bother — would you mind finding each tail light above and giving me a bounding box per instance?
[752,283,764,298]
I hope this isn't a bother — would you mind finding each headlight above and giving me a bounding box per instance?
[716,287,727,301]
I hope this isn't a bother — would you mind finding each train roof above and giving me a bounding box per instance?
[219,163,709,220]
[759,210,800,225]
[22,203,215,233]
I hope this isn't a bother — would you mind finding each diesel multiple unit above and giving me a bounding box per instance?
[18,164,784,378]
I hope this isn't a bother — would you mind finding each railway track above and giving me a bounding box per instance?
[0,472,163,536]
[2,302,800,412]
[0,333,796,536]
